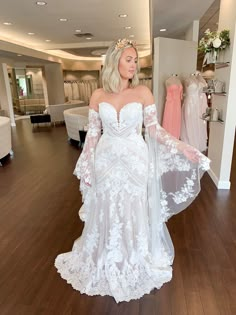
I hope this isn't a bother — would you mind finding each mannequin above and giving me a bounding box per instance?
[165,74,182,87]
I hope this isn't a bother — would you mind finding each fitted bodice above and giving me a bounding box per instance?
[95,101,148,188]
[99,102,143,138]
[185,81,199,96]
[185,77,207,98]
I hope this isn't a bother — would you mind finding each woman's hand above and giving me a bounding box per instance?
[182,147,200,163]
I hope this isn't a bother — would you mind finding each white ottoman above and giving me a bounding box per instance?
[63,106,89,142]
[0,116,12,161]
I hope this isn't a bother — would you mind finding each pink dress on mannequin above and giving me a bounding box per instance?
[162,77,183,139]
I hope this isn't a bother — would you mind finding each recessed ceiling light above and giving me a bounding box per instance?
[3,22,12,25]
[160,28,167,32]
[86,37,92,40]
[28,32,35,35]
[45,39,51,42]
[36,1,47,5]
[129,35,134,38]
[17,54,22,57]
[59,18,68,22]
[75,29,81,32]
[125,26,132,29]
[119,14,128,18]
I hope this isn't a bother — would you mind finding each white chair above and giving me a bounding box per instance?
[45,101,86,124]
[0,117,12,164]
[63,106,89,142]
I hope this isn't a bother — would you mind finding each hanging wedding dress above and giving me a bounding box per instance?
[181,75,208,152]
[196,73,209,132]
[162,76,183,139]
[55,102,210,303]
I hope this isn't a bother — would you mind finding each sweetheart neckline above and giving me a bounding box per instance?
[99,102,142,115]
[99,102,143,124]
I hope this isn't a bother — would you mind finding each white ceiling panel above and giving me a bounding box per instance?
[0,0,218,61]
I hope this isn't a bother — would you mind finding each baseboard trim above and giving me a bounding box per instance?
[207,169,231,190]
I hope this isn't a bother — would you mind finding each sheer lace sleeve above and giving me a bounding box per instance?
[143,104,210,263]
[73,109,102,200]
[144,104,210,169]
[144,104,210,221]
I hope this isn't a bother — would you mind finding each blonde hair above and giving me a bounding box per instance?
[102,40,140,93]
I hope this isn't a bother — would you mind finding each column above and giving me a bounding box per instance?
[43,63,65,105]
[207,0,236,189]
[0,63,15,126]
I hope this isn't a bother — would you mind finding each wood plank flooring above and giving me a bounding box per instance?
[0,118,236,315]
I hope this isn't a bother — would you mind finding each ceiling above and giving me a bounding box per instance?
[0,0,218,63]
[152,0,216,39]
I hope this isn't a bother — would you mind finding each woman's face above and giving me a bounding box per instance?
[118,47,138,80]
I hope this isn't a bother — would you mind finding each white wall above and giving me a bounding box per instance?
[207,0,236,189]
[63,70,99,81]
[185,20,200,42]
[0,63,15,126]
[61,54,152,71]
[43,64,65,105]
[153,37,198,122]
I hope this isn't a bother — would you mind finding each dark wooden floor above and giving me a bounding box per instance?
[0,119,236,315]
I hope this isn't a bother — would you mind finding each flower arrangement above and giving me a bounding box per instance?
[199,29,230,65]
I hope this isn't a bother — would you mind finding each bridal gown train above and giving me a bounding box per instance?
[55,102,210,303]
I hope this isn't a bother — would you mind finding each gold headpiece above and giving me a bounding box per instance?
[115,38,136,50]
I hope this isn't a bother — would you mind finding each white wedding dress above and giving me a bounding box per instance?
[55,102,210,303]
[181,76,208,152]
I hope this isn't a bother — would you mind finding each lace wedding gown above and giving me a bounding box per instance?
[55,102,210,303]
[181,76,208,152]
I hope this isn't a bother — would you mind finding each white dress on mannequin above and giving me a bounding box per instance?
[181,75,208,152]
[196,73,209,122]
[55,102,210,303]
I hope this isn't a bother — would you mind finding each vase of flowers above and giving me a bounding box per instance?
[199,29,230,65]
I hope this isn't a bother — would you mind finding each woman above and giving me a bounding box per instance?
[55,39,210,303]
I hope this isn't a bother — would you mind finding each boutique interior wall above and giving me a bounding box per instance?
[152,37,198,122]
[0,39,152,124]
[207,0,236,189]
[152,10,236,190]
[0,61,15,126]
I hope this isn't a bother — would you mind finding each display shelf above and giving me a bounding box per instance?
[213,92,227,96]
[201,117,224,124]
[215,62,230,69]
